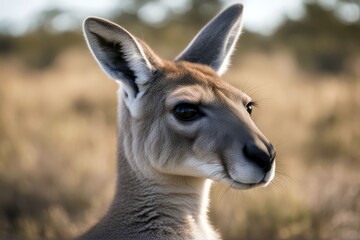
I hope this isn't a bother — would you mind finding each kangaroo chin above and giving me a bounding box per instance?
[79,3,276,240]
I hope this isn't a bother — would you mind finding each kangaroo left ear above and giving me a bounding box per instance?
[83,17,163,100]
[176,4,243,76]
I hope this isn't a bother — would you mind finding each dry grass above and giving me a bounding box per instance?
[0,48,359,239]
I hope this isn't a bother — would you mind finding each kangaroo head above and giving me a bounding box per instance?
[83,4,276,189]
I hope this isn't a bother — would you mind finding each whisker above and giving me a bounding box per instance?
[219,181,232,205]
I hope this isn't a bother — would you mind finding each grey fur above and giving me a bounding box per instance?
[80,3,276,240]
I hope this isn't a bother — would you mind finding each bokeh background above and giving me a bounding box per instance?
[0,0,359,239]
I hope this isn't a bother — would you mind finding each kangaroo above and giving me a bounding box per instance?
[80,3,276,240]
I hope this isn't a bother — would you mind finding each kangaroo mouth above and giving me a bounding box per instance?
[226,174,269,189]
[214,154,275,189]
[213,163,274,190]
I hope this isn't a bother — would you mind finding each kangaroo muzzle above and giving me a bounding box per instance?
[243,142,276,173]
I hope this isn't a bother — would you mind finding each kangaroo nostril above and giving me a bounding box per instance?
[270,150,276,164]
[269,143,276,164]
[243,143,272,172]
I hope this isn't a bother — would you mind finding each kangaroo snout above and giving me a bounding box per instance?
[243,142,276,172]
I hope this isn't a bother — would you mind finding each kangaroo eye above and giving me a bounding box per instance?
[173,103,201,121]
[246,102,254,115]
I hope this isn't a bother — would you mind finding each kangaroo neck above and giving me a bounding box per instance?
[105,135,217,239]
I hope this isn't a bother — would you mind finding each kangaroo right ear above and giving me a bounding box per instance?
[83,17,162,99]
[176,4,243,76]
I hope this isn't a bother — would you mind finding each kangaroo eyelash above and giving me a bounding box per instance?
[250,101,258,107]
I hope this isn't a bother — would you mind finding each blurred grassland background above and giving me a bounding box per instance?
[0,0,359,239]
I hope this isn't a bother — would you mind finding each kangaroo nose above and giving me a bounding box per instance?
[243,143,276,172]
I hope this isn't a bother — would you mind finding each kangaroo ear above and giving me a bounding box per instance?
[176,4,243,76]
[83,17,162,99]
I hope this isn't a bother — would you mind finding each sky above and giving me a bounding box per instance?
[0,0,358,36]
